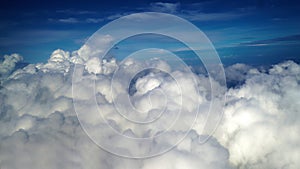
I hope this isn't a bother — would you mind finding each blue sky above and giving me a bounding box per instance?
[0,0,300,65]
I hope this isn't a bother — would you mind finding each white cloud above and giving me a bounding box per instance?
[0,46,299,169]
[58,17,80,23]
[179,11,246,21]
[215,60,300,169]
[150,2,180,13]
[0,47,227,168]
[147,2,247,22]
[225,63,259,87]
[86,18,104,23]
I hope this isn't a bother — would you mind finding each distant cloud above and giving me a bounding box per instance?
[147,2,248,22]
[57,17,80,23]
[48,2,249,25]
[56,9,97,15]
[85,18,104,23]
[179,11,246,21]
[49,14,128,24]
[49,17,105,24]
[150,2,180,13]
[106,13,126,20]
[239,34,300,46]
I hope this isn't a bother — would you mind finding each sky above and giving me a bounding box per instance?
[0,0,300,65]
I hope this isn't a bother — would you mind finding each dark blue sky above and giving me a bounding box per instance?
[0,0,299,65]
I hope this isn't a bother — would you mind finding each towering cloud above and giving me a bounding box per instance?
[216,61,300,169]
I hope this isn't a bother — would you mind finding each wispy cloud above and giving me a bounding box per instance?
[179,11,246,21]
[47,2,249,25]
[56,9,97,15]
[85,18,104,23]
[106,13,127,20]
[48,12,132,24]
[57,17,80,24]
[239,34,300,46]
[49,17,105,24]
[147,2,249,22]
[150,2,180,13]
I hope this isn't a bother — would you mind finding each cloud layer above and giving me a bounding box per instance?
[0,48,299,169]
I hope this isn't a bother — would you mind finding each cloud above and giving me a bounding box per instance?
[147,2,247,22]
[48,2,248,26]
[179,11,246,21]
[215,60,300,169]
[0,53,23,79]
[141,132,231,169]
[86,18,104,23]
[58,17,80,23]
[50,17,104,24]
[239,34,300,46]
[0,47,229,168]
[54,17,105,24]
[150,2,180,13]
[56,9,97,15]
[225,63,259,87]
[104,2,248,23]
[0,44,299,169]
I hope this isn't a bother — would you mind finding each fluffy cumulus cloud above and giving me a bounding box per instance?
[0,48,228,169]
[216,61,300,169]
[0,46,299,169]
